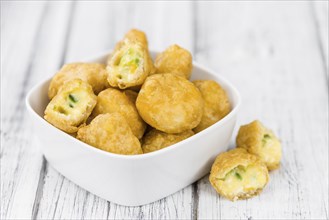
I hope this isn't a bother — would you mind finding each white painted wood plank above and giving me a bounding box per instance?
[35,2,112,219]
[194,2,328,219]
[35,2,195,219]
[311,1,329,72]
[0,1,73,219]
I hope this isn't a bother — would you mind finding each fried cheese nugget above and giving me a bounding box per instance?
[193,80,231,133]
[136,73,204,133]
[91,88,146,139]
[209,148,269,201]
[48,63,108,99]
[236,120,282,170]
[154,44,192,79]
[142,129,194,153]
[123,89,138,103]
[44,79,97,133]
[77,113,142,155]
[106,29,154,89]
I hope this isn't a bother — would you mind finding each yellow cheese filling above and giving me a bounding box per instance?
[114,47,142,80]
[52,88,93,123]
[260,134,282,165]
[219,165,267,197]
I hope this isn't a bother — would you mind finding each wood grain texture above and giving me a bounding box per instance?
[194,1,328,219]
[1,1,328,219]
[311,0,329,73]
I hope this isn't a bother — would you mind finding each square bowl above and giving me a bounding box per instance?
[25,50,241,206]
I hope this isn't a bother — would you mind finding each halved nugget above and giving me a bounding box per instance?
[91,88,146,139]
[77,113,142,155]
[236,120,282,170]
[107,29,154,89]
[142,129,194,153]
[209,148,269,201]
[136,73,204,134]
[44,79,97,133]
[193,80,231,133]
[154,44,192,79]
[48,63,108,99]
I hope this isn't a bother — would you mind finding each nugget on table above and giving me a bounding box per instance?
[209,148,269,201]
[236,120,282,170]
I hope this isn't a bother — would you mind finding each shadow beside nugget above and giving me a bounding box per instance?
[43,29,282,201]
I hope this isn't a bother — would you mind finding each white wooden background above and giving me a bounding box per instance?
[1,1,328,219]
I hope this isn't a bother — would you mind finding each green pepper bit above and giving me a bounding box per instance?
[235,172,242,180]
[262,134,271,146]
[69,94,78,103]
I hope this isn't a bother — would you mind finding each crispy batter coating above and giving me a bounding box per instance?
[77,113,142,155]
[154,44,192,79]
[106,29,155,89]
[209,148,269,201]
[236,120,282,170]
[136,73,204,133]
[142,129,194,153]
[44,79,97,133]
[193,80,231,133]
[91,88,146,139]
[124,29,149,47]
[123,90,138,103]
[48,63,108,99]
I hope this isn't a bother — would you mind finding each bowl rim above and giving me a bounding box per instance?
[25,51,241,161]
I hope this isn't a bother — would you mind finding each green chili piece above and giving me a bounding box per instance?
[69,94,78,103]
[235,172,242,180]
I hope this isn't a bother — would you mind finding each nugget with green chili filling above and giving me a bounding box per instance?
[44,79,97,133]
[236,120,282,170]
[209,148,269,201]
[107,29,154,89]
[48,63,108,99]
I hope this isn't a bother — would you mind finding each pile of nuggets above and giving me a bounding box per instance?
[44,29,231,155]
[44,29,282,201]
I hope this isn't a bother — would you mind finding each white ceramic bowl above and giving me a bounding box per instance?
[25,51,241,206]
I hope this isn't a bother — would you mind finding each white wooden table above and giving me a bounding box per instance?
[1,1,328,219]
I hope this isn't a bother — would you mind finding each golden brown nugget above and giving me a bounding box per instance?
[77,113,142,155]
[106,29,155,89]
[48,63,108,99]
[124,29,149,47]
[193,80,231,133]
[123,90,138,103]
[209,148,269,201]
[154,44,192,79]
[136,73,204,133]
[142,129,194,153]
[236,120,282,170]
[91,88,146,139]
[44,79,97,133]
